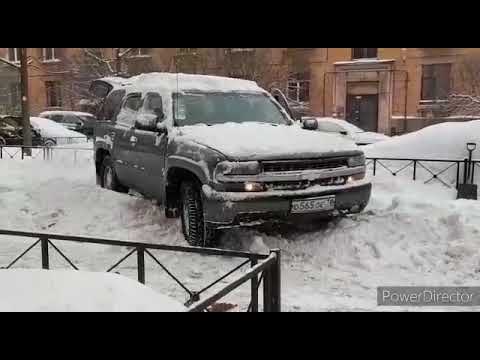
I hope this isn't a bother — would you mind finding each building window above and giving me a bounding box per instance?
[131,48,150,57]
[287,73,310,102]
[421,63,451,101]
[8,48,20,63]
[9,83,20,105]
[352,48,378,59]
[45,81,62,107]
[42,48,58,62]
[178,48,198,54]
[230,48,254,53]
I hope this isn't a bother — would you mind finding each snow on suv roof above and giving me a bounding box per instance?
[39,111,95,117]
[127,72,266,93]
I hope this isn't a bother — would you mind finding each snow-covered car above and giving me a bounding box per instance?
[0,115,56,147]
[38,110,96,137]
[30,117,87,145]
[307,117,390,146]
[92,73,371,247]
[0,269,185,312]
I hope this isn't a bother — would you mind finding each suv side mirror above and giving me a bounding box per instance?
[302,118,318,131]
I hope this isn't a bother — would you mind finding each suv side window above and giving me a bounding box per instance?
[117,93,142,127]
[101,89,126,122]
[143,92,163,117]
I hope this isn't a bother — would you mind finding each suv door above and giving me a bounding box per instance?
[133,92,168,200]
[113,92,143,188]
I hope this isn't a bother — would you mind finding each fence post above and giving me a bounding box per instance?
[0,146,2,159]
[250,258,258,312]
[263,250,281,312]
[263,266,272,312]
[40,237,49,270]
[413,160,417,181]
[21,147,24,160]
[456,161,460,189]
[137,247,145,284]
[464,158,469,184]
[270,249,281,312]
[373,159,377,176]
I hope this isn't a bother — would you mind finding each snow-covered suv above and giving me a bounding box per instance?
[91,73,371,246]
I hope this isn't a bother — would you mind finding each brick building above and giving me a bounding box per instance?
[1,48,479,134]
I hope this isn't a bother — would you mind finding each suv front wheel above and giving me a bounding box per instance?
[180,181,217,247]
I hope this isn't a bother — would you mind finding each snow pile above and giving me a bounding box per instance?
[130,72,264,93]
[175,123,359,160]
[30,117,87,143]
[0,270,185,312]
[365,120,480,160]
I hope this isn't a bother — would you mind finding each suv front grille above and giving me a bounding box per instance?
[262,158,348,173]
[265,176,348,191]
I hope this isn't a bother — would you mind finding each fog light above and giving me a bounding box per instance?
[244,182,265,192]
[348,173,365,183]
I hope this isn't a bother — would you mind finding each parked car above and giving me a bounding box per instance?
[38,111,96,137]
[91,73,371,247]
[305,117,390,146]
[0,115,56,147]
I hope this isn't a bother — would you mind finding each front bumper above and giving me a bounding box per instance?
[202,180,372,228]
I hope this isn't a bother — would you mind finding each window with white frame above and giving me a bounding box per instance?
[131,48,150,57]
[43,48,58,62]
[8,48,20,63]
[178,48,198,54]
[287,73,310,102]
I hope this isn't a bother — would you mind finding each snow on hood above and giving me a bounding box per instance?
[175,123,360,161]
[364,120,480,159]
[0,270,185,312]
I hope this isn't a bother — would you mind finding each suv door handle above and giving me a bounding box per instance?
[130,136,138,146]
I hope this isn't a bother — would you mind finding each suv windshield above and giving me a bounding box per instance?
[173,92,289,126]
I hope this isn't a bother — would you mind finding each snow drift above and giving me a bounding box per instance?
[364,120,480,160]
[0,270,185,312]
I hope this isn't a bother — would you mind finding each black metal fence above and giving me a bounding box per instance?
[0,145,93,164]
[0,229,281,312]
[366,157,480,189]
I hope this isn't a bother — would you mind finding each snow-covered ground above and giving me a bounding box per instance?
[1,121,480,311]
[0,269,185,312]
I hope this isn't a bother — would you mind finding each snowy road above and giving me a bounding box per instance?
[1,150,480,311]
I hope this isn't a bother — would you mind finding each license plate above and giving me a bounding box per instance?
[291,196,336,214]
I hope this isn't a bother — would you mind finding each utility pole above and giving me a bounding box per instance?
[115,48,121,75]
[20,48,32,155]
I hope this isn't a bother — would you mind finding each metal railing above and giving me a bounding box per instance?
[0,145,93,164]
[366,157,479,189]
[0,229,281,312]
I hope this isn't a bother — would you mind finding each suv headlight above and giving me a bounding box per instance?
[348,154,365,167]
[215,161,262,178]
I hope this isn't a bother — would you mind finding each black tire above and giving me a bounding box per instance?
[180,181,217,247]
[0,136,6,146]
[101,156,129,193]
[43,139,56,147]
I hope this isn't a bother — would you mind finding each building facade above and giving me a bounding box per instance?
[1,48,479,134]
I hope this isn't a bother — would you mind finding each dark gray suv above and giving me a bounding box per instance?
[92,73,371,247]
